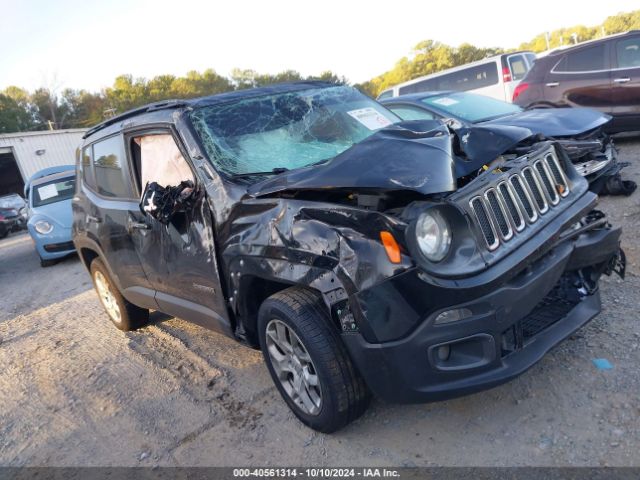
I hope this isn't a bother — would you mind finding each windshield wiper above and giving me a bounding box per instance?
[231,167,289,178]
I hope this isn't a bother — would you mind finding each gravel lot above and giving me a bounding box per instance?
[1,137,639,467]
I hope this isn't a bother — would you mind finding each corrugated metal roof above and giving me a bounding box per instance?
[0,129,86,180]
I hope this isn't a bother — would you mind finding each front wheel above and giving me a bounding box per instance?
[40,257,57,267]
[258,287,371,433]
[90,258,149,331]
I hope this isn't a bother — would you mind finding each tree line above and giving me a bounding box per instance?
[1,9,638,134]
[358,9,640,96]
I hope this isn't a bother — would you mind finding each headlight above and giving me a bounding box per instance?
[34,220,53,234]
[415,210,451,262]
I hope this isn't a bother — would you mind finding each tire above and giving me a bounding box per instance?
[0,228,8,239]
[90,258,149,331]
[258,287,371,433]
[40,257,57,267]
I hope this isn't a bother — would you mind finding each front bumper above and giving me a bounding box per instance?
[28,226,75,260]
[342,225,621,404]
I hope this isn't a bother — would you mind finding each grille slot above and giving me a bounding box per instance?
[535,159,560,205]
[485,189,513,240]
[545,153,570,197]
[509,175,537,222]
[498,182,525,231]
[470,197,498,250]
[522,167,548,214]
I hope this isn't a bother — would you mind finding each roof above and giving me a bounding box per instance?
[545,30,639,57]
[84,81,337,139]
[0,128,87,140]
[30,169,75,187]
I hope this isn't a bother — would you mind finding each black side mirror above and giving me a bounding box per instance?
[140,180,199,224]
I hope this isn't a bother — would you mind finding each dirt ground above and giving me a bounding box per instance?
[1,137,639,467]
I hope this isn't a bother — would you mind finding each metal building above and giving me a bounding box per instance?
[0,129,86,197]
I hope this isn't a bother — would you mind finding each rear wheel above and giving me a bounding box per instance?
[258,287,371,433]
[90,258,149,331]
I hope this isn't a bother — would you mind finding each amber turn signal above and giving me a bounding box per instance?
[380,231,401,264]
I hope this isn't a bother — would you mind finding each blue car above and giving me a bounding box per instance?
[26,166,76,267]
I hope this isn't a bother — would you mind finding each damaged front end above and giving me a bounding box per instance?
[189,86,624,404]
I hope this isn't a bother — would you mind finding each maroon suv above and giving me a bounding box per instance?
[513,31,640,133]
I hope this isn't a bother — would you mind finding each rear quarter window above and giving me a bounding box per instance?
[81,146,97,190]
[616,37,640,69]
[92,135,133,198]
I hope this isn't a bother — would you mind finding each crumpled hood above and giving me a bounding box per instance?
[482,108,611,137]
[249,120,457,197]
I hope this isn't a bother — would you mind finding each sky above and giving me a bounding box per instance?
[0,0,638,92]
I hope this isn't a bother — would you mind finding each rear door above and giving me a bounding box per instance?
[543,42,612,113]
[611,34,640,128]
[503,54,531,101]
[126,129,231,334]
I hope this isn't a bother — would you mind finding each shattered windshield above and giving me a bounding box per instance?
[190,85,400,176]
[422,92,522,123]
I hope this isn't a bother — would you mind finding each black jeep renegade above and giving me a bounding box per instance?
[73,82,624,432]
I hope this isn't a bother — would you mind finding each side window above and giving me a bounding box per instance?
[438,64,499,91]
[508,55,528,80]
[556,44,607,72]
[132,134,195,191]
[525,53,537,67]
[399,78,439,95]
[377,90,394,100]
[93,135,132,198]
[388,105,437,121]
[81,146,96,190]
[616,37,640,69]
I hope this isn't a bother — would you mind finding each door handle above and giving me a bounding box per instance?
[613,77,631,84]
[545,82,559,87]
[128,220,150,231]
[86,215,102,224]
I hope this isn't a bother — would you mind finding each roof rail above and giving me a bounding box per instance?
[83,99,188,139]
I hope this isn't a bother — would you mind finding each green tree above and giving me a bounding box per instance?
[0,93,36,133]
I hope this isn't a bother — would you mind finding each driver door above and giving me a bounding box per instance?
[127,130,231,334]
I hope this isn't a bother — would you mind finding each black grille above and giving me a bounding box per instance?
[499,183,523,228]
[521,291,579,339]
[486,190,510,238]
[535,161,558,203]
[523,168,546,211]
[510,176,535,219]
[501,284,582,356]
[470,197,496,248]
[43,241,75,253]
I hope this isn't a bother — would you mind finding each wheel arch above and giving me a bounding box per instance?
[79,246,100,271]
[232,258,351,348]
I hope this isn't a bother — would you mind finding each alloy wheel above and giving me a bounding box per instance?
[93,271,122,324]
[265,319,322,415]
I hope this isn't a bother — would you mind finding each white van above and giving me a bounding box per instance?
[377,52,536,102]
